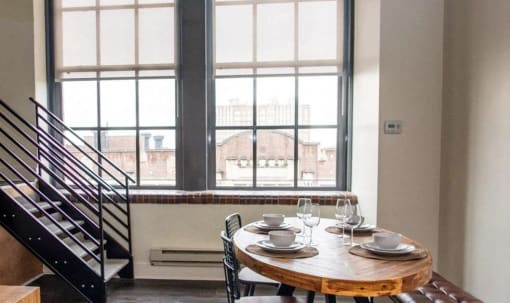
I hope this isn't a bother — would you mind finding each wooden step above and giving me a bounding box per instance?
[90,259,130,282]
[44,219,85,237]
[1,182,39,203]
[25,201,63,213]
[65,239,100,259]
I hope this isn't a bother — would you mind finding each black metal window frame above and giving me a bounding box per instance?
[207,0,354,190]
[45,0,179,189]
[46,0,354,191]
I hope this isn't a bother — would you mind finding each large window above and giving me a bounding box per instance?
[48,0,352,189]
[212,0,349,188]
[50,0,177,186]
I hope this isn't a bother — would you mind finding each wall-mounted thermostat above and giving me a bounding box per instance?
[384,120,402,134]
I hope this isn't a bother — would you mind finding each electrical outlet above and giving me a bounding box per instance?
[384,120,402,134]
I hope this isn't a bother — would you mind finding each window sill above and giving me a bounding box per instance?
[128,190,357,205]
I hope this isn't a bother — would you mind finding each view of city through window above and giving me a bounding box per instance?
[213,0,344,188]
[51,0,347,188]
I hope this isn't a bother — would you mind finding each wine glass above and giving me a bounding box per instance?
[303,203,320,246]
[296,198,311,236]
[335,198,353,245]
[347,203,364,246]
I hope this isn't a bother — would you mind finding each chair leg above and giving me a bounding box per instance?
[306,291,315,303]
[325,294,336,303]
[249,284,256,296]
[353,297,371,303]
[243,284,251,296]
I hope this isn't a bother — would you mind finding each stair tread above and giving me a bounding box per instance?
[26,201,63,213]
[44,219,84,236]
[65,239,99,259]
[91,259,129,282]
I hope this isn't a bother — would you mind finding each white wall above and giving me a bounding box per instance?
[353,0,444,265]
[351,0,380,228]
[439,0,510,301]
[376,0,444,264]
[131,204,335,280]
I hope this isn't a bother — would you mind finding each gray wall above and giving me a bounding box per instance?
[439,0,510,301]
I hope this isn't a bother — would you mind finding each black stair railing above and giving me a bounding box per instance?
[0,98,134,283]
[29,98,134,254]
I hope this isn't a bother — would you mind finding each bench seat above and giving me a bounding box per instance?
[390,272,483,303]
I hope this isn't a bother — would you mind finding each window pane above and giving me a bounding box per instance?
[216,130,253,187]
[62,0,95,8]
[100,0,134,5]
[298,128,336,187]
[139,79,175,127]
[299,76,338,125]
[100,130,137,183]
[139,7,174,64]
[256,129,294,187]
[100,80,136,127]
[62,130,99,183]
[215,5,253,63]
[215,78,253,126]
[257,3,294,62]
[100,9,135,65]
[298,1,338,60]
[140,130,176,186]
[139,0,174,4]
[256,77,295,126]
[62,81,98,127]
[62,11,96,67]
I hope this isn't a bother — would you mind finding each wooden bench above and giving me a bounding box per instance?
[390,272,483,303]
[0,285,40,303]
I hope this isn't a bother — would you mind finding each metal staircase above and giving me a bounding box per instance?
[0,98,134,303]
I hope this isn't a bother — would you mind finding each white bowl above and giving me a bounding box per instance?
[373,232,401,249]
[269,230,296,247]
[263,214,285,226]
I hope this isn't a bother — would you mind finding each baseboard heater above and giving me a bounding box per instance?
[150,248,224,267]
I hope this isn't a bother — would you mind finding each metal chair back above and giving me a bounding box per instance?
[225,213,242,238]
[221,230,241,303]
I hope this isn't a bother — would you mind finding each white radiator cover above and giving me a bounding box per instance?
[149,248,223,267]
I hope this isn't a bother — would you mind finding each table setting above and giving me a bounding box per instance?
[241,196,430,262]
[233,199,433,299]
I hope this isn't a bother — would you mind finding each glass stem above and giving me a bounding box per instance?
[350,227,354,246]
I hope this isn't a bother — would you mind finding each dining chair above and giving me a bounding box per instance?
[225,213,280,296]
[221,231,306,303]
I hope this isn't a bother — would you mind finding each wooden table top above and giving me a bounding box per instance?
[233,218,432,297]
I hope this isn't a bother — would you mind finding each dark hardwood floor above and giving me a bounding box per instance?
[28,275,321,303]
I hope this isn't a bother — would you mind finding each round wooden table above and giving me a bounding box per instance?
[233,218,432,301]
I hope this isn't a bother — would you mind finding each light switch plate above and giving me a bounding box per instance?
[384,120,402,134]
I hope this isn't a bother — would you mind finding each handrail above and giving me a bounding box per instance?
[0,109,127,206]
[0,167,101,263]
[0,125,100,215]
[36,114,128,201]
[0,137,100,227]
[0,97,132,275]
[0,128,128,241]
[29,97,136,184]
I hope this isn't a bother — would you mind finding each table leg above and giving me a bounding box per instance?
[306,291,315,303]
[325,294,336,303]
[276,284,295,296]
[353,297,372,303]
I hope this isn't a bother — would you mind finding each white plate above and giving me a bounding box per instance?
[256,240,306,253]
[253,221,291,231]
[360,242,415,256]
[339,223,376,232]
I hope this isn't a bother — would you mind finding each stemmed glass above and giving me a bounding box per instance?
[347,203,364,246]
[303,203,320,246]
[296,198,311,237]
[335,198,353,245]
